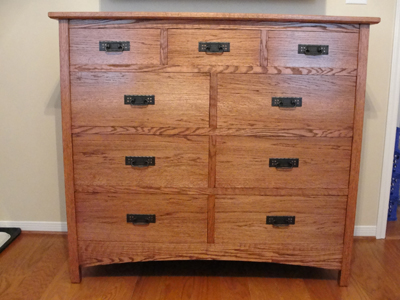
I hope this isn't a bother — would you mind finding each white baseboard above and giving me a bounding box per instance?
[354,225,377,237]
[0,221,377,236]
[0,221,67,232]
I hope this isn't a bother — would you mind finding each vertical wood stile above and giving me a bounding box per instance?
[59,19,81,283]
[260,30,268,67]
[160,29,168,65]
[340,24,370,287]
[208,72,218,243]
[207,195,216,243]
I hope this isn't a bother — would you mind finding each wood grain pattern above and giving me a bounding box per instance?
[70,64,358,76]
[168,29,260,66]
[218,74,356,130]
[73,135,209,189]
[68,19,361,33]
[72,126,353,138]
[215,195,347,245]
[208,136,217,188]
[58,20,81,284]
[268,31,359,69]
[340,24,370,287]
[78,241,343,270]
[70,72,210,127]
[260,30,268,67]
[70,29,160,65]
[216,137,352,189]
[74,186,348,196]
[207,195,215,244]
[209,73,218,128]
[160,29,168,65]
[48,12,381,24]
[76,193,207,244]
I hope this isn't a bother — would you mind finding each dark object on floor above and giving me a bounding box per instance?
[0,228,21,253]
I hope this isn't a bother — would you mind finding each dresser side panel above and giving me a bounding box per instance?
[60,19,80,283]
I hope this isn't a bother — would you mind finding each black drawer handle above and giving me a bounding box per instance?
[127,214,156,225]
[99,41,130,52]
[272,97,302,108]
[125,156,155,167]
[124,95,155,106]
[298,44,329,56]
[266,216,295,228]
[199,42,230,53]
[269,158,299,169]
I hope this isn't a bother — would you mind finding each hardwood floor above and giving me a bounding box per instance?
[1,233,400,300]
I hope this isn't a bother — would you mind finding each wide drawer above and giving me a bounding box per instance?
[168,29,260,66]
[218,74,356,130]
[70,29,160,65]
[76,193,207,243]
[73,135,209,189]
[216,137,351,188]
[215,195,346,245]
[268,31,359,69]
[70,72,210,127]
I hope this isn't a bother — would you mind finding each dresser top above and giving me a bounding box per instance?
[48,12,380,25]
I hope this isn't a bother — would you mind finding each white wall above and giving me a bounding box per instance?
[0,0,396,229]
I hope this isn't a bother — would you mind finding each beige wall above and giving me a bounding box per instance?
[0,0,395,227]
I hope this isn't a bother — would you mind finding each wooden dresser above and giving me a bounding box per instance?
[49,12,380,286]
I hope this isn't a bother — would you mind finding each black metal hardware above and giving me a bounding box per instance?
[124,95,155,106]
[125,156,155,167]
[272,97,302,108]
[269,158,299,169]
[266,216,295,228]
[199,42,230,53]
[298,44,329,56]
[99,41,130,52]
[127,214,156,225]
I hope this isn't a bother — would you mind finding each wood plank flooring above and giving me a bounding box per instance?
[0,233,400,300]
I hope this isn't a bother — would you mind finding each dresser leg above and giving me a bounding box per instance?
[69,263,82,283]
[338,269,350,287]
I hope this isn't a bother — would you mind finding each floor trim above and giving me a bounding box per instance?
[0,221,376,236]
[0,221,67,232]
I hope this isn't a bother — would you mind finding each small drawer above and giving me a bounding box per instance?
[73,135,209,189]
[70,29,160,65]
[268,31,358,69]
[168,29,260,66]
[218,74,356,130]
[76,193,207,243]
[215,195,346,245]
[216,137,351,189]
[71,72,210,127]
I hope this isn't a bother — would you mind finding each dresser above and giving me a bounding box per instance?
[49,12,380,286]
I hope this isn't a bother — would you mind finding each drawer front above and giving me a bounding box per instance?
[168,29,260,66]
[70,29,160,65]
[218,74,356,130]
[268,31,358,68]
[73,135,209,189]
[216,137,351,189]
[215,195,346,245]
[76,193,207,243]
[71,72,210,127]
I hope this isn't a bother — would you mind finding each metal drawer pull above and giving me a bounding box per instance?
[272,97,302,108]
[298,44,329,56]
[127,214,156,225]
[125,156,155,167]
[99,41,130,52]
[199,42,230,53]
[266,216,295,228]
[269,158,299,169]
[124,95,155,106]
